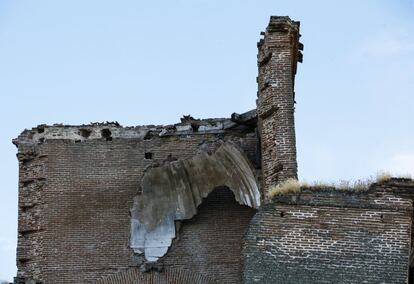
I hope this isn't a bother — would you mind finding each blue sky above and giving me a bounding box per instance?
[1,0,413,281]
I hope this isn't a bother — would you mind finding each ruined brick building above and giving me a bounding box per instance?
[13,16,414,284]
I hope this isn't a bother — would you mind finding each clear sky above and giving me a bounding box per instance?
[1,0,413,281]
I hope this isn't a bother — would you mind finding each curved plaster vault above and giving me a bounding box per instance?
[130,142,261,262]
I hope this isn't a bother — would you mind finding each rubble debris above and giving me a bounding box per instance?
[13,112,258,147]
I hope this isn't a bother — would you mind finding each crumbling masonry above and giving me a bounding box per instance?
[13,16,414,284]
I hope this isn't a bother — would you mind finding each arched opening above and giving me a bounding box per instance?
[161,186,256,283]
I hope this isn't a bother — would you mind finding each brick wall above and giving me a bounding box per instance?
[243,181,414,284]
[256,16,301,192]
[14,124,259,283]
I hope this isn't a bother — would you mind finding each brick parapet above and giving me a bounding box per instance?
[271,180,414,212]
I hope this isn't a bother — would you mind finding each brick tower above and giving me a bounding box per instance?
[256,16,303,192]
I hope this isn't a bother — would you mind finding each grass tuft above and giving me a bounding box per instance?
[266,178,300,200]
[266,172,413,200]
[376,172,392,183]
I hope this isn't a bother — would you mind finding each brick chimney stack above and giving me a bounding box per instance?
[256,16,303,192]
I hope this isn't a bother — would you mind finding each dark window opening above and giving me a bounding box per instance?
[80,129,92,138]
[280,211,285,217]
[101,129,112,141]
[191,123,199,132]
[144,131,153,140]
[215,133,224,140]
[145,152,153,160]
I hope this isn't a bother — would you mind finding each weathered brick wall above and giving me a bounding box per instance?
[243,182,414,284]
[256,16,302,192]
[15,144,48,282]
[14,123,259,283]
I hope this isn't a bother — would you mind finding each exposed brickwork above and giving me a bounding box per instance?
[256,16,301,192]
[15,144,48,282]
[243,181,414,284]
[14,126,258,283]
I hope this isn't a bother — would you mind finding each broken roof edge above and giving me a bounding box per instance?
[12,109,258,147]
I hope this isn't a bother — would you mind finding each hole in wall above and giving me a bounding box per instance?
[165,154,177,163]
[80,129,92,138]
[37,127,44,134]
[101,129,112,141]
[145,152,153,160]
[191,123,199,132]
[280,211,285,217]
[144,131,153,140]
[18,258,29,264]
[215,133,224,140]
